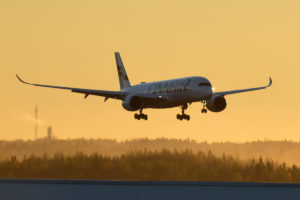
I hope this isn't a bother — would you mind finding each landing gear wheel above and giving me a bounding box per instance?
[201,109,207,113]
[134,110,148,120]
[134,113,139,119]
[142,114,148,120]
[185,115,190,121]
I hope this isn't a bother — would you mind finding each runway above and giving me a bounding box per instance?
[1,179,300,200]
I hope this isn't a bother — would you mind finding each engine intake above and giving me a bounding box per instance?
[207,95,227,112]
[122,95,143,111]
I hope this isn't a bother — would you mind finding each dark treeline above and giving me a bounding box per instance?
[1,150,300,182]
[1,138,300,165]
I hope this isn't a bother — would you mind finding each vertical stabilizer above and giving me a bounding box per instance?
[115,52,131,89]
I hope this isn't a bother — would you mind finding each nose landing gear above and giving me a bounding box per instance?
[201,100,208,113]
[134,109,148,120]
[177,104,190,121]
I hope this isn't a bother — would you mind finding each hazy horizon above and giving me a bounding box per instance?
[1,137,300,166]
[3,135,300,144]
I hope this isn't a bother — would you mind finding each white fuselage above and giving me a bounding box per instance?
[16,52,272,121]
[122,76,213,109]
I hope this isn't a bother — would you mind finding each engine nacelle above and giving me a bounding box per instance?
[207,95,227,112]
[122,95,143,111]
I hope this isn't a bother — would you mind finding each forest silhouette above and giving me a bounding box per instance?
[1,138,300,181]
[1,149,300,182]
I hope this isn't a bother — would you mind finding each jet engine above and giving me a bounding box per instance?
[122,95,143,111]
[206,95,227,112]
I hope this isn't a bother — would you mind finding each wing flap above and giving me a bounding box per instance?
[71,89,125,100]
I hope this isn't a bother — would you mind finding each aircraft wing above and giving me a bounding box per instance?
[214,77,272,96]
[16,75,168,102]
[16,74,125,100]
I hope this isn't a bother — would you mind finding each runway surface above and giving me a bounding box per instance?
[1,179,300,200]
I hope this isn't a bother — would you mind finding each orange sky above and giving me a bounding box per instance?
[0,0,299,141]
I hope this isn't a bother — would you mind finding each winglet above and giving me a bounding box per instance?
[267,77,272,87]
[16,74,29,84]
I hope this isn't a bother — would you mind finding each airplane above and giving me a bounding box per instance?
[16,52,272,121]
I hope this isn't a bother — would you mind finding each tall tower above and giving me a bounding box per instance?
[47,126,52,140]
[34,105,38,139]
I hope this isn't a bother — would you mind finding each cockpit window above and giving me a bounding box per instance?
[199,82,211,87]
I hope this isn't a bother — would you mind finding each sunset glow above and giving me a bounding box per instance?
[0,0,299,141]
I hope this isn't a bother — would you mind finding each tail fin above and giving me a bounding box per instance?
[115,52,131,89]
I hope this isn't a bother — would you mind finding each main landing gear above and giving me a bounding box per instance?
[177,104,190,121]
[134,109,148,120]
[201,100,208,114]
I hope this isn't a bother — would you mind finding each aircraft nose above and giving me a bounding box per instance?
[199,86,213,99]
[207,87,213,98]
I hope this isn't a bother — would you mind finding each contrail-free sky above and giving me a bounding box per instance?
[1,0,299,141]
